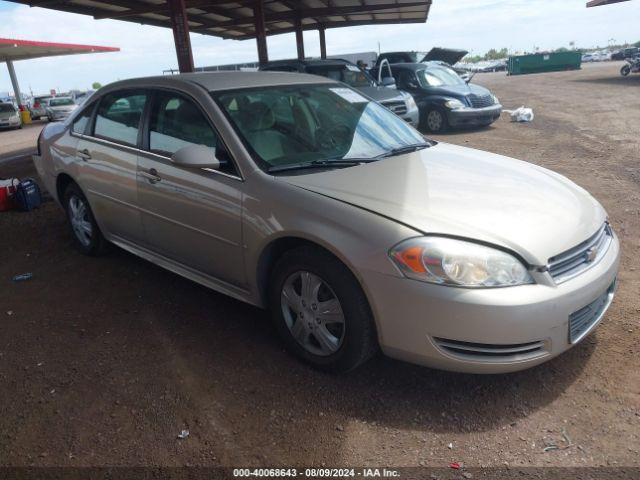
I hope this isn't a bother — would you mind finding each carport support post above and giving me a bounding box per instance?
[6,60,23,107]
[295,16,305,60]
[318,26,327,59]
[167,0,194,73]
[254,0,269,65]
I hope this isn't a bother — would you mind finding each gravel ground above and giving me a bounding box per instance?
[0,62,638,472]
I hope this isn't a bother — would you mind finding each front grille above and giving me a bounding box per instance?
[569,281,616,343]
[381,100,408,115]
[548,223,613,284]
[433,337,547,362]
[468,94,494,108]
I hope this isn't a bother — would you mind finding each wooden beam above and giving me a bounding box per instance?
[318,25,326,59]
[254,0,268,65]
[168,0,194,73]
[295,15,304,60]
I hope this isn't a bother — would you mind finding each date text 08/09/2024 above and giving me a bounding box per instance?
[233,468,400,478]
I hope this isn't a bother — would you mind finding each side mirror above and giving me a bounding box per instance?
[381,77,396,88]
[171,144,220,170]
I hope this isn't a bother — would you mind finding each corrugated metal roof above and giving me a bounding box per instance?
[6,1,432,40]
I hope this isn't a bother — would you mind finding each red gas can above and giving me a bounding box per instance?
[0,179,18,211]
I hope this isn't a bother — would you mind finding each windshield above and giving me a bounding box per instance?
[49,98,75,107]
[0,104,15,113]
[417,66,465,87]
[214,84,426,172]
[306,65,374,88]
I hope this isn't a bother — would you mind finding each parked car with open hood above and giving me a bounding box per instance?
[0,102,22,130]
[260,58,419,126]
[33,72,619,374]
[45,96,78,122]
[371,62,502,132]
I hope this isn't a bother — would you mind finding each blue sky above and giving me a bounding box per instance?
[1,0,639,94]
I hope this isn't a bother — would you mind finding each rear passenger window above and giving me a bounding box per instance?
[94,92,147,146]
[71,103,94,134]
[149,93,217,156]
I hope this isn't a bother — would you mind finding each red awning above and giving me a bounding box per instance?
[0,37,119,62]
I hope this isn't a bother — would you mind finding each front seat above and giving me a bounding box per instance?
[242,102,287,163]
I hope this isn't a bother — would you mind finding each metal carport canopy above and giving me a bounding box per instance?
[7,1,432,71]
[0,37,119,107]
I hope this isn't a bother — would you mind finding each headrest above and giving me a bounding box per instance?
[243,101,275,131]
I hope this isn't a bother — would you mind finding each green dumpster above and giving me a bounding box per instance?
[508,52,582,75]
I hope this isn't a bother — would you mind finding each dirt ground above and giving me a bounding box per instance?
[0,62,638,472]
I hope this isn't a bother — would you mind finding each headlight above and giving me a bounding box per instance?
[405,95,417,110]
[389,237,533,287]
[444,99,466,110]
[492,94,500,105]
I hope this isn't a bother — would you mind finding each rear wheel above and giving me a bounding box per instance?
[268,246,378,372]
[621,65,631,76]
[63,183,110,256]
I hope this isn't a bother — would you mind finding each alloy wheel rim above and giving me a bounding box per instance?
[280,271,345,357]
[427,110,443,131]
[68,195,92,247]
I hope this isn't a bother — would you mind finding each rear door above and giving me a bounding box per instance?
[136,89,245,287]
[74,89,148,244]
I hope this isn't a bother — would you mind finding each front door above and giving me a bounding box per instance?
[136,90,245,288]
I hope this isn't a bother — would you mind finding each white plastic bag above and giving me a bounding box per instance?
[504,106,534,123]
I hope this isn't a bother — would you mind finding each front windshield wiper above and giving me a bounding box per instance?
[376,143,430,159]
[267,158,376,173]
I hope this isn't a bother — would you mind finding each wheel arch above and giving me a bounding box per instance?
[55,172,76,204]
[255,234,370,311]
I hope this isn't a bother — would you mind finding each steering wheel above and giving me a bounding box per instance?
[317,123,352,150]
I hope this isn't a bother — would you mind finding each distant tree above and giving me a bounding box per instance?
[555,47,569,52]
[92,82,102,90]
[635,40,640,47]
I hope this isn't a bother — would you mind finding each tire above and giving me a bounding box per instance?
[62,182,110,256]
[268,246,378,372]
[422,107,448,133]
[621,65,631,76]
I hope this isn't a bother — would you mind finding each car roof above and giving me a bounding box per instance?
[106,71,337,92]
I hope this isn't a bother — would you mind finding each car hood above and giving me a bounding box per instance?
[422,47,469,65]
[357,85,406,103]
[282,143,606,265]
[0,110,16,120]
[48,105,77,112]
[427,82,492,99]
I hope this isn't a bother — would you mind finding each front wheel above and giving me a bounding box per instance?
[63,183,110,256]
[422,107,448,133]
[268,247,378,372]
[621,65,631,76]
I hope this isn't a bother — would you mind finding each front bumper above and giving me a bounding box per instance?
[447,104,502,128]
[0,117,21,128]
[362,232,620,373]
[401,106,420,127]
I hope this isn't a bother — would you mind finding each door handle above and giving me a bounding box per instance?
[77,149,91,160]
[140,168,162,184]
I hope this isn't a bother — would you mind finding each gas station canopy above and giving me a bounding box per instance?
[587,0,631,6]
[0,37,119,62]
[1,37,119,108]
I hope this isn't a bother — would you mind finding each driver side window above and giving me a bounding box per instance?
[148,92,237,176]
